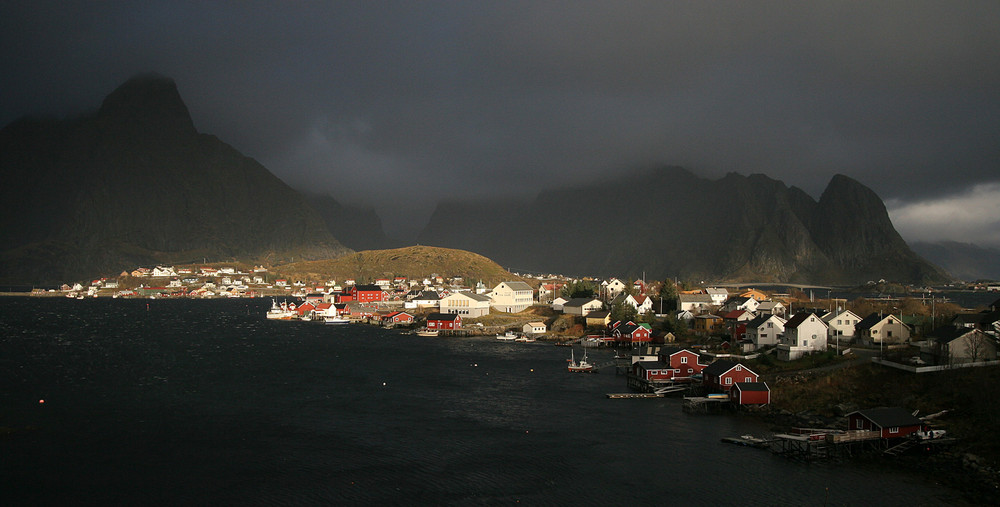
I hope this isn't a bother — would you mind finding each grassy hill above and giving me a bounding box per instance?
[273,245,524,285]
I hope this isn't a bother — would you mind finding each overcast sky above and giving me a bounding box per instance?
[3,1,999,245]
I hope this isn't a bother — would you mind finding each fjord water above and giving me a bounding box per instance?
[1,298,954,505]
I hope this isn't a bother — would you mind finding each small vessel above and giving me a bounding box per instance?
[415,328,439,337]
[323,315,350,325]
[568,348,594,373]
[496,331,517,341]
[515,335,536,343]
[265,300,296,320]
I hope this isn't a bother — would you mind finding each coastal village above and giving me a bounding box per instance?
[16,262,1000,496]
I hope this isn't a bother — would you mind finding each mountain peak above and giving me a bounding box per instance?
[98,73,196,135]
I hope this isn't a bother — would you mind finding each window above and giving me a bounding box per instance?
[745,377,751,382]
[887,330,893,338]
[889,427,898,434]
[803,340,808,347]
[681,357,688,364]
[725,378,732,385]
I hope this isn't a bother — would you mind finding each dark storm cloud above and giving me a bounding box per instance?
[3,1,999,243]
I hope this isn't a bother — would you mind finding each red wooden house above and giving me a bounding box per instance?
[846,407,925,439]
[612,322,652,346]
[351,284,385,303]
[658,347,706,378]
[701,360,759,392]
[295,303,316,318]
[383,311,415,324]
[730,382,770,405]
[426,313,461,330]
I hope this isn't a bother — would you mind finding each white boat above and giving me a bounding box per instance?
[265,300,296,320]
[496,331,517,341]
[415,328,439,337]
[515,335,536,342]
[324,315,350,325]
[568,348,594,373]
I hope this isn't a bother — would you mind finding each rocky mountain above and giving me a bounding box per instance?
[910,241,1000,281]
[0,73,351,285]
[417,167,948,285]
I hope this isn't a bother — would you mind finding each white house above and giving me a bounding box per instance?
[411,290,441,308]
[603,278,627,299]
[778,312,829,360]
[563,298,604,316]
[523,322,547,335]
[440,292,492,318]
[721,296,761,314]
[745,314,787,350]
[756,300,786,318]
[823,309,862,343]
[624,294,654,315]
[489,281,534,313]
[551,297,569,311]
[856,313,910,346]
[678,294,714,313]
[705,287,729,305]
[152,266,177,277]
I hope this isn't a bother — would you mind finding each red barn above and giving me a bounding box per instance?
[426,313,461,330]
[701,360,758,392]
[658,347,706,378]
[730,382,770,405]
[846,407,925,439]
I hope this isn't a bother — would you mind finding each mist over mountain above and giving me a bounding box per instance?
[910,241,1000,282]
[418,168,949,285]
[303,192,394,252]
[0,74,350,285]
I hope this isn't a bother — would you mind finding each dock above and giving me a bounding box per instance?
[606,393,664,399]
[682,396,729,413]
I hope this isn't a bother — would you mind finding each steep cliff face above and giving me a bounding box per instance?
[304,193,393,252]
[417,168,947,285]
[0,74,350,284]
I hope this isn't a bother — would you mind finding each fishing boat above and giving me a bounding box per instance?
[265,300,296,320]
[496,331,517,341]
[515,335,536,342]
[324,315,349,325]
[567,348,594,373]
[415,328,439,337]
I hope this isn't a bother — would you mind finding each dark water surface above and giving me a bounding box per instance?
[1,298,961,505]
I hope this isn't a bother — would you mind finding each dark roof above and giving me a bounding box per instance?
[991,297,1000,312]
[564,297,601,308]
[855,313,883,331]
[426,312,459,321]
[849,407,923,428]
[929,326,977,344]
[416,290,441,300]
[733,382,769,392]
[784,312,821,329]
[354,284,383,292]
[586,310,610,319]
[635,360,669,371]
[951,313,984,326]
[702,359,738,377]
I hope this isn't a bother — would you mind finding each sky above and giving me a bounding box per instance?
[2,1,999,245]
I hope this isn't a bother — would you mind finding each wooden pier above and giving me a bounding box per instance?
[606,392,664,399]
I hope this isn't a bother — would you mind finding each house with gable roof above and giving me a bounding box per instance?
[929,327,997,364]
[440,291,491,318]
[702,360,759,392]
[489,281,534,313]
[657,347,706,378]
[563,298,604,317]
[603,278,627,299]
[744,314,787,351]
[678,293,714,313]
[856,313,910,346]
[823,309,862,343]
[847,407,925,439]
[778,312,829,360]
[705,287,729,305]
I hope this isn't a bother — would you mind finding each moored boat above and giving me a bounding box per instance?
[568,348,594,372]
[415,328,439,337]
